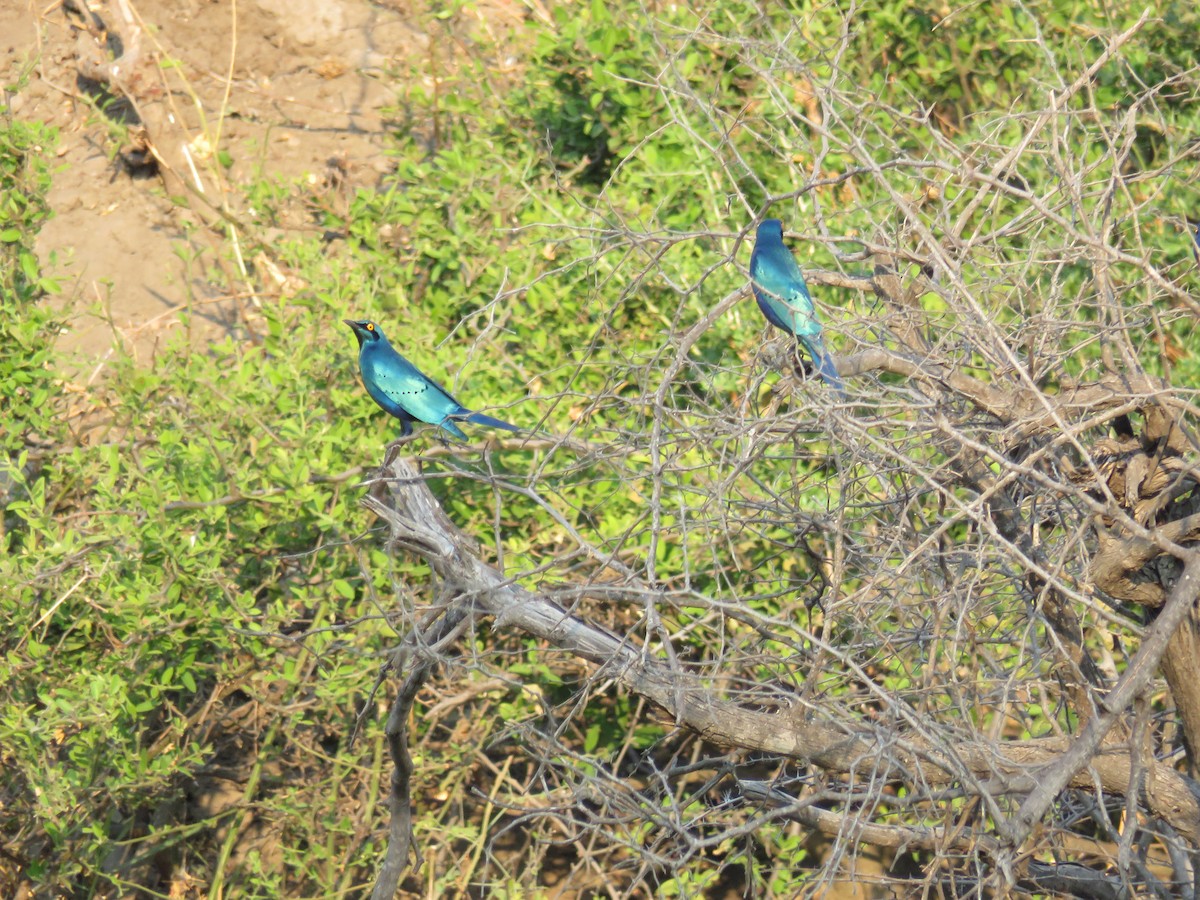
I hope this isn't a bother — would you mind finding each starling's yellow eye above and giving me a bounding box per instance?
[367,323,375,331]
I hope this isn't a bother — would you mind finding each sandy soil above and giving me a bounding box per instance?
[4,0,525,374]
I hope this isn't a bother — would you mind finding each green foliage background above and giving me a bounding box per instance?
[3,0,1200,896]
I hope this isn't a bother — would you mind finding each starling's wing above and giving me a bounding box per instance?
[751,246,820,339]
[362,346,465,427]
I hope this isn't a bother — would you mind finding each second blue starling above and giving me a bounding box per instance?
[344,319,520,440]
[749,218,844,396]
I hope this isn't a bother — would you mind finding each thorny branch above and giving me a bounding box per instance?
[363,440,1200,894]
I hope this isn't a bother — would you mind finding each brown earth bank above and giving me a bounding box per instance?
[4,0,527,370]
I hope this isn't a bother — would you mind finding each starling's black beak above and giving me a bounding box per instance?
[344,319,366,347]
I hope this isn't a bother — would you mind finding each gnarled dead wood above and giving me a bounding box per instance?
[361,454,1200,889]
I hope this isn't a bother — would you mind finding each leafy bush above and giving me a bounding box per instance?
[4,0,1200,896]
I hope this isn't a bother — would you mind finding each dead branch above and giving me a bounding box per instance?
[361,454,1200,889]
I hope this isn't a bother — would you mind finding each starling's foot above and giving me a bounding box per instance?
[383,433,419,468]
[790,346,815,382]
[385,432,420,450]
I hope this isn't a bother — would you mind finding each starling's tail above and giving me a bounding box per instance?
[801,336,847,401]
[465,411,523,433]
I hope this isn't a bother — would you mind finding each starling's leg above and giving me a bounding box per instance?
[790,342,815,382]
[383,420,419,467]
[385,431,419,453]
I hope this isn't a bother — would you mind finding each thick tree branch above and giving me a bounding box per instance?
[740,780,1142,900]
[370,600,471,899]
[1004,554,1200,848]
[362,457,1200,859]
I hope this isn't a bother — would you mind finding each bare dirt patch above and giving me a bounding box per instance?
[5,0,524,370]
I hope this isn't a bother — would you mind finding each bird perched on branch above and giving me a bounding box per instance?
[749,218,844,397]
[344,319,520,440]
